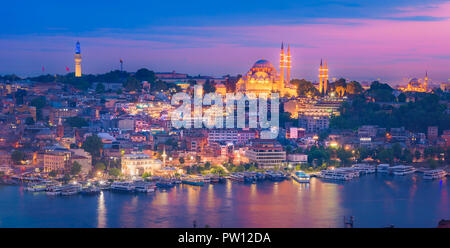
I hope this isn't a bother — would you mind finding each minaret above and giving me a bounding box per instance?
[286,44,291,85]
[324,60,328,95]
[74,41,82,77]
[161,147,167,167]
[57,117,64,139]
[424,71,428,91]
[319,59,324,94]
[279,42,285,91]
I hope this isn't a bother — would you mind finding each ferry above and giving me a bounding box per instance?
[181,175,205,186]
[265,171,286,181]
[80,186,101,195]
[229,173,245,182]
[423,169,447,180]
[377,164,390,173]
[352,164,376,174]
[60,184,82,196]
[110,181,136,192]
[243,172,257,183]
[46,185,63,196]
[156,179,175,188]
[134,182,156,193]
[319,168,359,181]
[391,165,416,176]
[291,171,310,183]
[205,174,221,183]
[25,183,48,192]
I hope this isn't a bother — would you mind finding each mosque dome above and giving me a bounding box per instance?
[252,59,275,70]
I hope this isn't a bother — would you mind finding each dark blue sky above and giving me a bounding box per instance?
[1,0,449,83]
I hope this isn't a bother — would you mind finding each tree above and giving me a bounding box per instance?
[82,135,103,157]
[48,170,57,177]
[109,168,121,177]
[392,143,403,160]
[367,81,394,102]
[135,68,156,83]
[336,148,353,165]
[203,80,216,94]
[25,117,35,125]
[66,116,88,128]
[11,150,25,164]
[291,79,320,97]
[123,77,142,92]
[62,174,72,182]
[333,79,347,97]
[376,148,394,163]
[141,172,152,178]
[71,161,82,175]
[205,162,211,170]
[95,83,105,94]
[30,96,46,109]
[398,93,406,103]
[414,150,421,161]
[346,81,363,95]
[151,80,168,92]
[94,162,106,172]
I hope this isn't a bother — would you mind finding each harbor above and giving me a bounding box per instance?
[2,163,449,198]
[0,172,448,228]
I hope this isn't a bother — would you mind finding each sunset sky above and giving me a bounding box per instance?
[1,0,449,84]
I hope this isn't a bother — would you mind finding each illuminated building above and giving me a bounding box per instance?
[245,140,286,168]
[399,72,430,92]
[298,112,330,133]
[121,153,162,177]
[43,150,71,173]
[235,43,297,97]
[319,59,328,95]
[74,41,82,77]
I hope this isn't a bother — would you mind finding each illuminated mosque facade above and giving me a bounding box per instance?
[400,72,429,93]
[235,43,298,97]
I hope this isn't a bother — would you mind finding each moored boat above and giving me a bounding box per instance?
[391,165,416,176]
[423,169,447,180]
[110,181,136,192]
[181,175,205,186]
[134,181,156,193]
[292,171,311,183]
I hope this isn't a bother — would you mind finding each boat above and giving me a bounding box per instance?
[46,185,62,196]
[60,184,82,196]
[25,183,48,192]
[81,186,101,195]
[391,165,416,176]
[319,168,359,181]
[423,169,447,180]
[229,173,245,182]
[265,171,286,181]
[352,164,376,174]
[181,175,205,186]
[377,164,390,173]
[156,179,175,188]
[134,181,156,193]
[110,181,136,192]
[243,172,257,183]
[205,174,221,183]
[292,171,311,183]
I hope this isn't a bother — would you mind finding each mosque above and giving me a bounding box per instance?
[399,72,429,93]
[235,43,298,97]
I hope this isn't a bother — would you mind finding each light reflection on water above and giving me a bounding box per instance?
[0,174,448,227]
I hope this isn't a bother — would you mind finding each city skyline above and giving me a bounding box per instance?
[1,0,449,83]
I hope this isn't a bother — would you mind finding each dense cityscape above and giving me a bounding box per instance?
[1,0,450,229]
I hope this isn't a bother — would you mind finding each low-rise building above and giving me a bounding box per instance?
[121,153,163,177]
[245,140,286,168]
